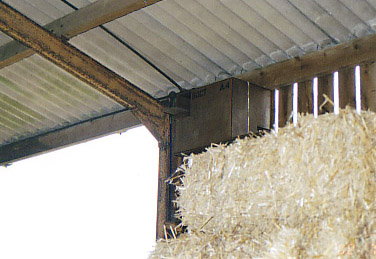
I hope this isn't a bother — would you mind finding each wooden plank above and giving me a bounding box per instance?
[0,1,168,140]
[278,85,292,126]
[0,0,162,69]
[238,34,376,89]
[0,110,141,165]
[339,67,356,109]
[360,63,376,112]
[297,80,313,115]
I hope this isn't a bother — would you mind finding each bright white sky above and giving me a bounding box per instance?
[0,126,158,259]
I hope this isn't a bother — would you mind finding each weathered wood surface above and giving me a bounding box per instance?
[239,34,376,89]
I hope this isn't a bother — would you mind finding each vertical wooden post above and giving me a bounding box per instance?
[156,120,171,240]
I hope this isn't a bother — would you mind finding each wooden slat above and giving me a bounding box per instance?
[297,80,313,115]
[360,63,376,112]
[0,1,168,140]
[278,85,292,127]
[0,0,162,69]
[339,67,356,109]
[0,110,141,165]
[239,34,376,89]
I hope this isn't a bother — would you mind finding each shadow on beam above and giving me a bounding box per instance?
[0,109,141,166]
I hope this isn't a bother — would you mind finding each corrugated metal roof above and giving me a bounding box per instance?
[0,0,376,147]
[0,54,123,146]
[67,0,376,98]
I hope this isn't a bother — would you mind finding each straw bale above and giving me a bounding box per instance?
[151,108,376,258]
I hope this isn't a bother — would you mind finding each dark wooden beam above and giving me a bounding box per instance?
[0,1,168,140]
[156,135,171,239]
[0,110,141,165]
[0,0,162,69]
[238,33,376,89]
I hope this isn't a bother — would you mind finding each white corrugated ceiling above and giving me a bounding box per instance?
[0,0,375,146]
[70,0,376,97]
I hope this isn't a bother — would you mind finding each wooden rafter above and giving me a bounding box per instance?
[0,0,162,69]
[0,1,168,140]
[239,33,376,89]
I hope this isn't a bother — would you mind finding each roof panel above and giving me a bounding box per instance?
[0,55,123,146]
[265,0,332,48]
[144,4,238,74]
[339,0,376,29]
[69,27,179,97]
[314,0,372,37]
[62,0,376,97]
[288,0,353,42]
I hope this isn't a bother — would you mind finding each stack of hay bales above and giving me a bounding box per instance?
[151,108,376,258]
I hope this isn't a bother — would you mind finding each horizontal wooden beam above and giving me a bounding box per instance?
[238,33,376,88]
[0,110,141,166]
[0,1,168,140]
[0,0,162,69]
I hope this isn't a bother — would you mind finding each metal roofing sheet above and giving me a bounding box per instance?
[67,0,374,98]
[0,55,123,146]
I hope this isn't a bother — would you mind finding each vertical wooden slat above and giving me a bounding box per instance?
[297,80,314,115]
[339,67,356,109]
[279,85,292,126]
[360,63,376,112]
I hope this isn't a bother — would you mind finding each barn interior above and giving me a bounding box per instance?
[0,0,375,241]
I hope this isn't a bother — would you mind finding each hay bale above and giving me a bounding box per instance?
[151,108,376,258]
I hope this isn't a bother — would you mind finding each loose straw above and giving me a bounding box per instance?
[274,89,279,133]
[293,83,298,126]
[355,65,361,114]
[333,71,339,115]
[313,77,318,118]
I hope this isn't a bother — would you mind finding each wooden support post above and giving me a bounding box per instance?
[157,131,171,239]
